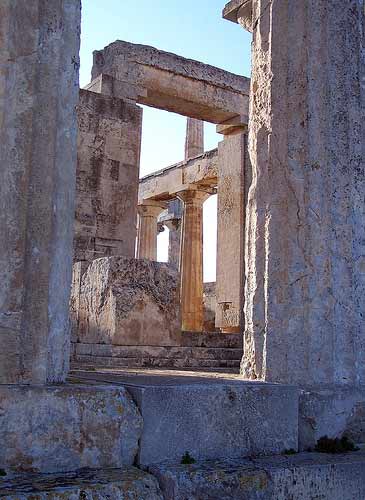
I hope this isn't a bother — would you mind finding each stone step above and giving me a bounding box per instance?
[73,354,241,372]
[150,452,365,500]
[73,342,243,372]
[75,343,243,360]
[181,331,243,348]
[70,369,299,467]
[0,468,163,500]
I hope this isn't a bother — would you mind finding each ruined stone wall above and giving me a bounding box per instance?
[75,89,142,263]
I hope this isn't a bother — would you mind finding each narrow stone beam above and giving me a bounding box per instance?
[137,202,167,261]
[177,188,212,332]
[0,0,81,384]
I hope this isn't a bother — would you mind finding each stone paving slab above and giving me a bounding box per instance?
[150,452,365,500]
[0,467,163,499]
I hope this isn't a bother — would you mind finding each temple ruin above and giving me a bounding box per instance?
[0,0,365,498]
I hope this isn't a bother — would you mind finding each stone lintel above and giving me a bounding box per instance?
[138,149,218,204]
[91,40,250,124]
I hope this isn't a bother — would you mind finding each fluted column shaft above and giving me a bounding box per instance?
[177,189,210,332]
[137,203,166,261]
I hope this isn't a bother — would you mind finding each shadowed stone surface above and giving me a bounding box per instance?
[150,452,365,500]
[0,385,142,475]
[0,0,81,384]
[0,468,163,499]
[73,257,181,347]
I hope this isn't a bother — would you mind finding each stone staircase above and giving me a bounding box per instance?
[72,331,243,373]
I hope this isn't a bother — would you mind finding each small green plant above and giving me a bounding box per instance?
[315,435,359,454]
[181,451,196,465]
[0,469,6,477]
[282,448,297,455]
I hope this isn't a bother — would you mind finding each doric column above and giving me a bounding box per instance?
[224,0,365,386]
[185,118,204,160]
[137,201,166,261]
[177,188,212,332]
[0,0,81,384]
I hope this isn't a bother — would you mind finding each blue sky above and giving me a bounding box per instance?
[80,1,251,280]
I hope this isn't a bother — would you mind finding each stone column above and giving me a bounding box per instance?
[216,129,249,333]
[226,0,365,386]
[137,201,166,261]
[185,118,204,160]
[165,218,182,270]
[177,188,211,332]
[0,0,81,384]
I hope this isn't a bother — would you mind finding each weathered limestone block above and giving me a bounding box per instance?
[0,0,81,384]
[241,0,365,385]
[75,89,142,263]
[150,453,365,500]
[216,132,248,332]
[0,384,142,475]
[127,380,298,465]
[91,40,250,124]
[0,468,163,500]
[75,257,181,347]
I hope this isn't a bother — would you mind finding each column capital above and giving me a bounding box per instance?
[137,200,167,218]
[176,186,215,205]
[223,0,253,32]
